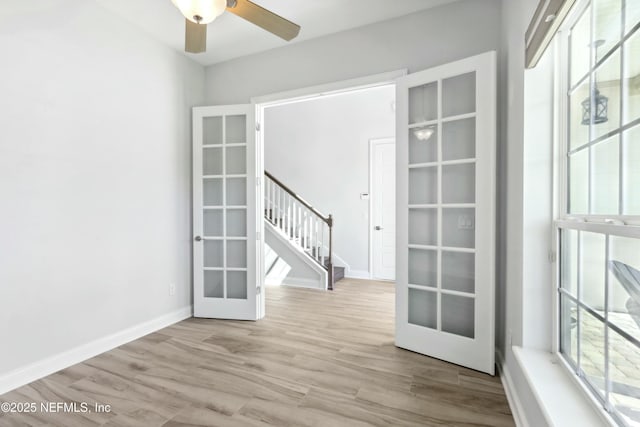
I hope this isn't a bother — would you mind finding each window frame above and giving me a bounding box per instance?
[554,0,640,424]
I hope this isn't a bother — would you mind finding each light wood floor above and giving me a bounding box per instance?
[0,279,514,426]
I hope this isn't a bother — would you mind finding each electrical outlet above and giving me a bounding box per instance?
[169,283,176,296]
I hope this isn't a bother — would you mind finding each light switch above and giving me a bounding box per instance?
[457,215,474,230]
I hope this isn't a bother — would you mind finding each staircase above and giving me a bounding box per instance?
[264,171,344,290]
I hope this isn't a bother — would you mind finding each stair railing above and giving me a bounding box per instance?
[264,171,334,290]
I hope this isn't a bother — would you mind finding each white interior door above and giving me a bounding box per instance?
[193,104,263,320]
[395,52,496,374]
[371,138,396,281]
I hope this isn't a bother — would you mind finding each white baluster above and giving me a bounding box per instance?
[311,216,316,259]
[270,179,274,221]
[320,221,325,266]
[266,178,271,220]
[277,186,282,230]
[305,210,310,251]
[285,197,289,237]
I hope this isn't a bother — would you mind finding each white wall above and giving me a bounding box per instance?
[264,87,395,276]
[499,0,551,424]
[205,0,502,280]
[0,0,204,383]
[205,0,503,105]
[265,228,323,288]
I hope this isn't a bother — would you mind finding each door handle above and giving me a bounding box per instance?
[375,226,383,231]
[194,236,203,242]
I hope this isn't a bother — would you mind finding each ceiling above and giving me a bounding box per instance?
[97,0,457,66]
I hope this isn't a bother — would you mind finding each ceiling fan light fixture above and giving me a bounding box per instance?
[172,0,226,24]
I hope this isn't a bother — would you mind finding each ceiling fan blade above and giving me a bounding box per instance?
[185,18,207,53]
[227,0,300,41]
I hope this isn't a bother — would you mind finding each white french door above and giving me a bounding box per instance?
[192,104,263,320]
[395,52,497,374]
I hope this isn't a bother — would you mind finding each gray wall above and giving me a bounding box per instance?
[0,1,204,378]
[205,0,504,281]
[500,0,553,424]
[264,86,395,276]
[205,0,503,105]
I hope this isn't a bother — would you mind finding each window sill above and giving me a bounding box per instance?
[510,346,614,427]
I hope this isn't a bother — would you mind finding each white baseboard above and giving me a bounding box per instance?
[496,350,529,427]
[345,269,371,279]
[280,277,323,289]
[0,306,193,395]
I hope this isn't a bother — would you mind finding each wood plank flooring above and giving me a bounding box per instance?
[0,279,514,426]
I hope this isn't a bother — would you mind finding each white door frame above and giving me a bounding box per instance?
[369,137,396,281]
[251,69,406,282]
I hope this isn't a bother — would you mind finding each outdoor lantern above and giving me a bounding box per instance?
[581,88,609,125]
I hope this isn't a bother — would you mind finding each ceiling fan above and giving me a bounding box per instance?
[171,0,301,54]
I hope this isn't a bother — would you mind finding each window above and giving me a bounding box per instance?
[558,0,640,425]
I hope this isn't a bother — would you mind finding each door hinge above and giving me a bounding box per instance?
[256,122,261,131]
[257,286,262,295]
[256,176,261,186]
[256,231,261,240]
[548,250,557,263]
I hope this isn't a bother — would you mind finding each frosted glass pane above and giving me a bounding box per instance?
[582,231,606,310]
[408,208,437,246]
[623,31,640,125]
[203,116,223,145]
[443,118,475,161]
[409,82,438,124]
[204,240,223,268]
[226,178,246,206]
[203,147,222,175]
[226,146,246,174]
[408,288,437,329]
[442,163,475,204]
[442,294,474,338]
[569,82,590,150]
[442,208,475,248]
[227,240,247,268]
[227,209,247,237]
[624,126,640,214]
[569,149,589,214]
[592,136,619,215]
[204,271,223,298]
[560,295,578,366]
[442,251,475,294]
[408,249,436,287]
[409,126,437,164]
[203,210,223,237]
[442,72,475,117]
[560,228,578,297]
[570,6,591,86]
[593,50,621,141]
[409,167,437,205]
[226,115,246,144]
[594,0,621,62]
[203,178,223,206]
[227,271,247,299]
